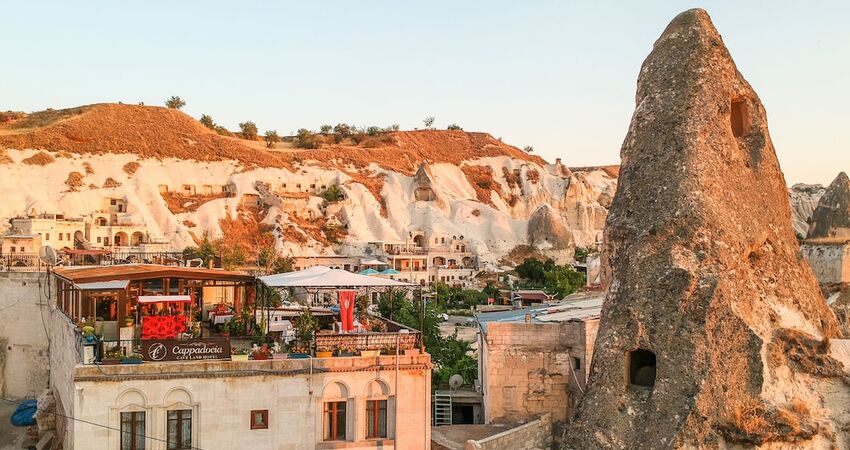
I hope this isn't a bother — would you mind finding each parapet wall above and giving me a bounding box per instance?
[0,271,49,399]
[466,413,553,450]
[801,242,850,284]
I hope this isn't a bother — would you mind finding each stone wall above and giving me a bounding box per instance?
[466,413,553,450]
[0,271,49,399]
[801,242,850,284]
[481,320,597,428]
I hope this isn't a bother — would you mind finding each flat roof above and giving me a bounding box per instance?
[54,264,254,283]
[476,290,604,332]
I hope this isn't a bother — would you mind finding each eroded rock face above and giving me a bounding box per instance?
[565,9,844,449]
[528,203,575,263]
[789,183,825,238]
[807,172,850,240]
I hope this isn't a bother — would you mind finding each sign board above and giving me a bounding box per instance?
[141,338,231,362]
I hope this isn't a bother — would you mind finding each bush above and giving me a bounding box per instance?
[321,184,345,202]
[165,96,186,109]
[199,114,215,129]
[523,145,534,153]
[320,124,333,134]
[423,116,435,129]
[447,123,463,131]
[333,123,352,139]
[387,124,400,132]
[366,126,382,136]
[293,128,321,149]
[264,130,280,148]
[239,121,258,140]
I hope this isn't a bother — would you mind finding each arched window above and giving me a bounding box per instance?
[321,381,351,442]
[363,379,393,439]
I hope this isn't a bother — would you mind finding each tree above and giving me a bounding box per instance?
[320,124,333,134]
[199,114,215,129]
[264,130,280,148]
[333,123,352,138]
[293,128,321,149]
[165,96,186,109]
[523,145,534,153]
[387,124,400,132]
[423,116,435,129]
[515,257,547,285]
[447,123,463,131]
[543,265,585,298]
[366,126,381,136]
[239,121,258,140]
[321,184,345,202]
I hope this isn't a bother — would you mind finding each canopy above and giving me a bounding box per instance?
[74,280,129,290]
[361,259,386,266]
[379,268,400,275]
[137,295,193,304]
[259,266,413,288]
[358,268,379,275]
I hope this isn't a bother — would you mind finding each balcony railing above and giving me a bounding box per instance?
[0,251,187,271]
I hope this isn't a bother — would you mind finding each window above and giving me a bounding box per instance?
[9,247,14,253]
[366,400,388,439]
[97,237,102,243]
[628,349,656,389]
[731,98,749,137]
[66,233,71,240]
[323,401,346,441]
[59,233,63,241]
[19,247,24,252]
[111,199,117,205]
[45,233,50,240]
[167,410,192,450]
[120,411,146,450]
[250,410,268,430]
[572,357,582,371]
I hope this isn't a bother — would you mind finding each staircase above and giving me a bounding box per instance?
[433,392,452,426]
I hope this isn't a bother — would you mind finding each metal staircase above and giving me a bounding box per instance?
[433,392,453,426]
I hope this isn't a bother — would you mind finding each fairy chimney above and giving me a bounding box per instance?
[565,9,847,449]
[807,172,850,241]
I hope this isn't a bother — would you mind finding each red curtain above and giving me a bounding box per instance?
[338,290,356,332]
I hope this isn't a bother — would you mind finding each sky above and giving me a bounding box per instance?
[2,1,848,185]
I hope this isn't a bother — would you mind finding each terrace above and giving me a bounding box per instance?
[52,264,423,367]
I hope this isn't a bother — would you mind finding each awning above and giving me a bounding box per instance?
[259,266,413,288]
[361,259,386,266]
[137,295,193,304]
[74,280,130,290]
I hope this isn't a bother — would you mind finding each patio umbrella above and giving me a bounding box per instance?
[379,268,401,275]
[358,268,379,276]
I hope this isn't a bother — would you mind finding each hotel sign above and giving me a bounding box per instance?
[141,338,231,362]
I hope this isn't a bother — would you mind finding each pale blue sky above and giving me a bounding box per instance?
[2,1,848,184]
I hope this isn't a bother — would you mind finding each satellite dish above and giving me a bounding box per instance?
[448,374,464,389]
[39,246,58,266]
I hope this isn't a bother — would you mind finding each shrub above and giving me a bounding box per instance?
[123,161,140,175]
[165,96,186,109]
[447,123,463,131]
[366,126,382,136]
[65,172,84,191]
[320,124,333,134]
[523,145,534,153]
[333,123,352,140]
[423,116,435,129]
[293,128,321,149]
[239,121,258,140]
[264,130,280,148]
[387,124,400,132]
[321,184,345,202]
[199,114,215,129]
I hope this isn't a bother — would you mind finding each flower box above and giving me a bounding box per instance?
[316,351,333,358]
[337,351,355,357]
[359,350,380,357]
[101,359,120,365]
[231,354,249,361]
[120,357,143,365]
[272,353,289,360]
[251,352,270,361]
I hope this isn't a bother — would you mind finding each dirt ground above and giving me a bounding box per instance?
[0,399,31,449]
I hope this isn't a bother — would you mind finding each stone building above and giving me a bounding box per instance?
[801,240,850,285]
[477,292,602,435]
[369,230,478,287]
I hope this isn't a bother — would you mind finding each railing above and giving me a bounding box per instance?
[0,251,187,271]
[314,331,420,352]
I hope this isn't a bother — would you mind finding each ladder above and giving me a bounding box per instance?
[433,392,452,426]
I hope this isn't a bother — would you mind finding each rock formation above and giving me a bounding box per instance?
[807,172,850,241]
[527,203,575,263]
[565,9,850,449]
[789,183,825,238]
[412,163,443,206]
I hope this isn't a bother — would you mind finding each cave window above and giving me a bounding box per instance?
[572,357,581,371]
[730,98,750,137]
[628,349,656,389]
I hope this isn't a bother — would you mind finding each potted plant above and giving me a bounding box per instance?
[82,326,96,343]
[124,316,135,327]
[220,321,231,337]
[251,344,270,360]
[316,345,334,358]
[382,344,397,355]
[289,344,310,359]
[101,349,122,365]
[336,344,355,357]
[272,343,288,360]
[359,348,380,357]
[231,348,250,361]
[120,352,144,364]
[292,308,318,342]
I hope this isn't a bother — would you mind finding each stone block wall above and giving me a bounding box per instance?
[481,320,598,427]
[801,242,850,284]
[466,413,553,450]
[0,272,49,399]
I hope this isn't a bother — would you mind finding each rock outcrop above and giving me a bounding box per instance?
[789,183,825,238]
[807,172,850,241]
[527,203,575,263]
[565,9,848,449]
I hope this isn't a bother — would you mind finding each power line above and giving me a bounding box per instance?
[0,396,206,450]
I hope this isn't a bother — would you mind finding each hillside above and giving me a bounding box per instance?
[0,103,543,173]
[0,103,614,266]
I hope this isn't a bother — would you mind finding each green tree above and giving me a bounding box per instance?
[366,125,381,136]
[447,123,463,131]
[239,121,258,140]
[543,265,585,298]
[293,128,321,149]
[264,130,280,148]
[423,116,435,129]
[523,145,534,153]
[199,114,215,129]
[333,123,352,138]
[320,124,333,134]
[165,96,186,109]
[515,257,547,285]
[321,184,344,202]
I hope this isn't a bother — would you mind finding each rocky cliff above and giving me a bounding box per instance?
[0,104,616,266]
[807,172,850,241]
[565,9,850,449]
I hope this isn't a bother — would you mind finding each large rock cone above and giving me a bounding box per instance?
[565,9,846,449]
[807,172,850,241]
